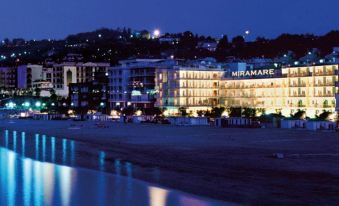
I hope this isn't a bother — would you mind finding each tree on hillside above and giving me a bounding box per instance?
[215,35,230,60]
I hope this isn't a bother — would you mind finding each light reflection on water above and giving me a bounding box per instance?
[0,130,235,206]
[1,130,144,178]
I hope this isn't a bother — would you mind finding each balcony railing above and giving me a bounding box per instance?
[313,71,335,76]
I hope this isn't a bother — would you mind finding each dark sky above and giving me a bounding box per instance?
[1,0,338,40]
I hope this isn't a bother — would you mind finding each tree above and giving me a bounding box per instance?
[215,35,230,60]
[144,107,163,116]
[26,89,33,96]
[259,112,284,123]
[179,31,198,49]
[210,107,225,118]
[232,36,245,48]
[122,106,135,116]
[49,89,58,101]
[242,108,256,118]
[197,110,205,117]
[216,35,229,52]
[317,111,332,121]
[229,107,242,117]
[292,110,306,119]
[179,107,188,117]
[231,35,246,57]
[34,88,41,97]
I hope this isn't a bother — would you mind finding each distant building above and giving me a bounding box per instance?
[108,59,176,109]
[274,51,295,66]
[197,41,218,52]
[244,58,274,69]
[69,80,109,115]
[17,64,44,89]
[299,48,320,65]
[159,36,180,45]
[52,62,110,96]
[225,62,249,75]
[0,67,17,89]
[32,80,54,97]
[132,30,151,39]
[325,47,339,64]
[62,53,84,62]
[52,62,77,96]
[42,67,53,83]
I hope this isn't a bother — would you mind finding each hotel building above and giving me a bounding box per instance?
[155,63,224,115]
[155,63,339,117]
[221,64,339,118]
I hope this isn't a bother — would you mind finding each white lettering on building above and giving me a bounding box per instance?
[231,69,275,77]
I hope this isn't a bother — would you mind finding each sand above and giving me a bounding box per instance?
[1,119,339,205]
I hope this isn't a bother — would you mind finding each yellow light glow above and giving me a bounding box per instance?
[135,110,142,116]
[155,64,339,116]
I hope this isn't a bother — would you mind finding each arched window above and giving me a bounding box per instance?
[66,70,73,85]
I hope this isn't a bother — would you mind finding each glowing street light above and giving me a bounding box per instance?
[153,29,161,38]
[35,101,42,107]
[7,102,16,109]
[23,102,30,107]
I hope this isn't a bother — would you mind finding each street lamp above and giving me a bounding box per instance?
[153,29,160,38]
[7,102,16,109]
[24,102,30,107]
[35,101,41,108]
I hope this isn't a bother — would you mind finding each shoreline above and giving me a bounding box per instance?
[1,119,339,205]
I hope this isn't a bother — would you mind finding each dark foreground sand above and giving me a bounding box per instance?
[1,119,339,206]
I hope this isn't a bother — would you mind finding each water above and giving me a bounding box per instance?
[0,130,235,206]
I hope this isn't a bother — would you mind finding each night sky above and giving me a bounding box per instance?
[1,0,338,40]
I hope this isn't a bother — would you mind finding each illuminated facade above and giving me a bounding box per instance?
[155,66,223,115]
[220,64,339,117]
[155,64,339,117]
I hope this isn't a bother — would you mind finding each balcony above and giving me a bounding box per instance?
[314,94,334,97]
[313,71,335,76]
[289,83,307,87]
[289,94,306,97]
[288,72,311,77]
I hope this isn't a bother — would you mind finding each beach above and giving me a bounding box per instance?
[1,119,339,205]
